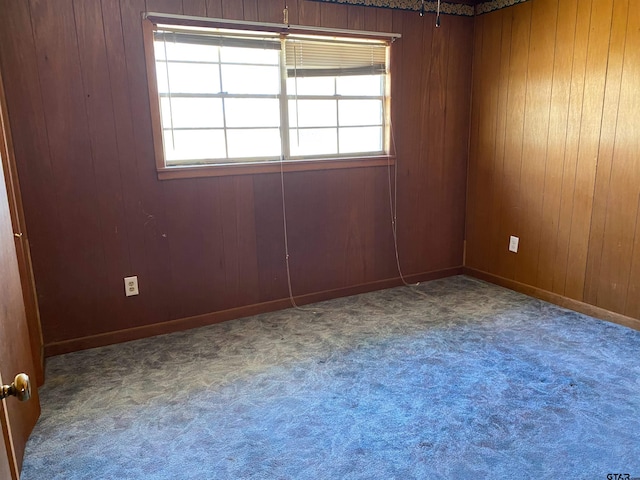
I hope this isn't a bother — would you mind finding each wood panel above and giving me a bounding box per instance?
[467,0,640,324]
[0,2,473,351]
[495,2,531,279]
[513,0,557,286]
[564,0,614,300]
[600,0,640,316]
[550,0,590,295]
[535,0,578,292]
[442,14,473,269]
[30,0,106,342]
[583,0,628,304]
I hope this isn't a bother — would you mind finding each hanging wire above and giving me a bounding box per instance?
[279,155,322,313]
[385,110,420,288]
[436,0,442,27]
[420,0,425,16]
[283,0,289,26]
[161,34,176,150]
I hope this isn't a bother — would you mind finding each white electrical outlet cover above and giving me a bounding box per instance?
[509,236,519,253]
[124,276,139,296]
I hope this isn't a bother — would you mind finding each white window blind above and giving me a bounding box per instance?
[284,37,387,77]
[154,29,281,50]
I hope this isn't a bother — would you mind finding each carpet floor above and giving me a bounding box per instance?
[21,276,640,479]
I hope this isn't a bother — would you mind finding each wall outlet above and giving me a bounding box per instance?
[509,236,519,253]
[124,276,139,296]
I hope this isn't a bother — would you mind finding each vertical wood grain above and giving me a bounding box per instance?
[73,0,132,330]
[583,0,628,303]
[205,0,222,17]
[243,0,258,21]
[467,11,502,273]
[550,0,591,295]
[298,0,321,26]
[0,0,63,346]
[465,12,485,269]
[221,0,243,20]
[376,8,392,32]
[442,16,473,268]
[30,0,106,341]
[363,7,377,31]
[320,2,347,29]
[513,0,557,286]
[487,10,512,272]
[564,0,614,300]
[119,0,173,329]
[535,0,578,291]
[347,5,364,30]
[424,17,451,271]
[495,2,531,279]
[257,0,284,24]
[598,0,640,314]
[414,16,435,269]
[395,11,426,274]
[182,0,206,16]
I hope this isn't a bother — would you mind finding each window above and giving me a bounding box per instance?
[144,19,391,175]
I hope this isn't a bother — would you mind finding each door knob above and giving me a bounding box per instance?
[1,373,31,402]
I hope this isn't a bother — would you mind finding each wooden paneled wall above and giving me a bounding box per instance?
[466,0,640,323]
[0,0,473,353]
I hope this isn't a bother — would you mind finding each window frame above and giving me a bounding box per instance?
[142,14,397,179]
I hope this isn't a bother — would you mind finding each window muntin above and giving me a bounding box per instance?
[151,26,389,167]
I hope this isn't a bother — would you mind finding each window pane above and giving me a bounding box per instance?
[286,76,335,96]
[338,99,382,126]
[155,41,218,62]
[227,129,281,158]
[161,98,224,129]
[289,128,338,156]
[164,129,226,162]
[288,100,336,128]
[225,98,280,128]
[221,65,279,94]
[157,62,220,94]
[220,46,279,65]
[336,75,383,96]
[339,126,382,154]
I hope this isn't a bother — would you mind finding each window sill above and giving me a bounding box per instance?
[156,156,396,180]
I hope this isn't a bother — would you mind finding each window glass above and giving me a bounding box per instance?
[339,126,383,154]
[338,99,383,126]
[164,129,227,162]
[225,98,280,128]
[289,128,338,157]
[160,98,224,129]
[227,129,281,158]
[336,75,383,96]
[155,41,218,62]
[220,46,279,65]
[221,65,280,94]
[286,76,335,96]
[288,100,336,128]
[157,62,220,94]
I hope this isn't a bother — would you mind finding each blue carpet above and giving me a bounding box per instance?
[22,276,640,479]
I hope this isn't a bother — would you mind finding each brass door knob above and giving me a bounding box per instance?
[1,373,31,402]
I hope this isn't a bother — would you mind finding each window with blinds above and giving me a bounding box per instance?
[148,24,390,168]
